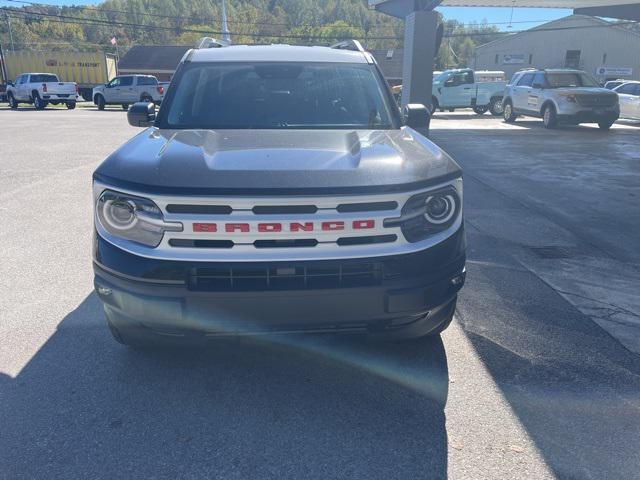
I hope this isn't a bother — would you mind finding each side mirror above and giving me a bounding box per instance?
[128,102,156,127]
[532,82,544,89]
[403,104,431,136]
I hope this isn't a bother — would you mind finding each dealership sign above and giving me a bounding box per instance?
[503,54,526,64]
[596,66,633,76]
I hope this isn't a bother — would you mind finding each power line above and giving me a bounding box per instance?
[1,0,575,30]
[0,0,396,30]
[1,5,637,44]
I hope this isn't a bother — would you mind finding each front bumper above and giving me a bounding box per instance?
[93,225,466,339]
[556,106,619,124]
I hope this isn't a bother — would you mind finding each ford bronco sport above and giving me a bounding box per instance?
[92,40,466,346]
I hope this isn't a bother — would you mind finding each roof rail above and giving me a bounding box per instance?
[195,37,229,49]
[330,39,365,52]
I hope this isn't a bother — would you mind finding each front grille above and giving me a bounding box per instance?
[576,95,617,107]
[189,261,384,291]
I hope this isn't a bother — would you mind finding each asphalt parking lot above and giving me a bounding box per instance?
[1,106,639,479]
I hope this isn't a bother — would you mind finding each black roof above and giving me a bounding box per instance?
[118,45,191,71]
[117,44,404,80]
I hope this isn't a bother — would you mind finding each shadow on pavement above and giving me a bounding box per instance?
[0,293,449,479]
[457,222,640,480]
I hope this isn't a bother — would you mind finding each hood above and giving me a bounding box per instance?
[554,87,616,96]
[94,128,461,195]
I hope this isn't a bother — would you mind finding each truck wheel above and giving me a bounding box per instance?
[489,98,504,116]
[503,101,517,123]
[598,121,614,130]
[429,96,439,115]
[121,104,129,110]
[95,95,105,110]
[66,101,76,110]
[8,93,18,110]
[543,104,558,129]
[33,93,47,110]
[473,106,488,115]
[140,94,153,104]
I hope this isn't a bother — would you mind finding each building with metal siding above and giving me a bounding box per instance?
[472,15,640,83]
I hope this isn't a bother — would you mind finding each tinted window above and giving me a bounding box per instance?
[546,72,599,88]
[119,77,134,86]
[163,62,395,130]
[446,72,473,86]
[517,73,534,87]
[533,73,546,88]
[616,83,636,95]
[30,74,58,83]
[108,78,121,87]
[137,76,158,86]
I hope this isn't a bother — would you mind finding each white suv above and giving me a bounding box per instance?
[502,69,619,129]
[92,75,165,110]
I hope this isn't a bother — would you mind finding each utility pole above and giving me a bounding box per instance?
[5,13,15,52]
[221,0,231,44]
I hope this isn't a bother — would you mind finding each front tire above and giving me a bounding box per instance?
[8,93,18,110]
[473,105,488,115]
[598,121,614,130]
[489,97,504,116]
[429,96,439,115]
[95,94,105,110]
[503,100,516,123]
[543,104,558,129]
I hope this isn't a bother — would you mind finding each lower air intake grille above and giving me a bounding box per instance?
[189,261,384,291]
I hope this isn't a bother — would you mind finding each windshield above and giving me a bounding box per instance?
[162,62,395,130]
[546,72,600,88]
[31,74,58,83]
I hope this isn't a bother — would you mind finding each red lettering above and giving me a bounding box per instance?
[290,222,314,232]
[322,221,345,231]
[225,223,250,233]
[193,223,217,232]
[258,223,282,232]
[353,220,375,230]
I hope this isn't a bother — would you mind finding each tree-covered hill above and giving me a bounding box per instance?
[0,0,503,69]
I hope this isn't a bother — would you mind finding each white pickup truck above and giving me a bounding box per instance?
[431,68,506,116]
[92,75,165,110]
[6,73,78,110]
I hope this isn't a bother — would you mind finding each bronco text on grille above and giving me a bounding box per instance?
[92,40,466,346]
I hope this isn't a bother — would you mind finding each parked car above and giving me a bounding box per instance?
[431,68,506,115]
[92,39,465,346]
[604,79,628,90]
[6,73,78,110]
[613,81,640,120]
[92,75,164,110]
[502,69,619,129]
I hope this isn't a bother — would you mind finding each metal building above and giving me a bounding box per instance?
[472,15,640,82]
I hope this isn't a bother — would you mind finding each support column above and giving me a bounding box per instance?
[401,10,438,109]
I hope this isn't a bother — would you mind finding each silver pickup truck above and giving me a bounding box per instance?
[6,73,77,110]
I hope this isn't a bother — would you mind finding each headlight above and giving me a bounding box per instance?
[385,184,461,243]
[96,190,182,247]
[560,94,577,103]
